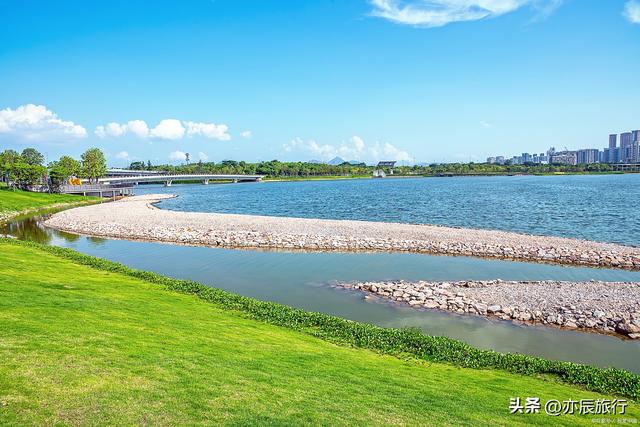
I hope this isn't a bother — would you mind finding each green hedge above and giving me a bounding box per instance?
[3,237,639,400]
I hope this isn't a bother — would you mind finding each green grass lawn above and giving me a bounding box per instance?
[0,240,637,425]
[0,186,97,221]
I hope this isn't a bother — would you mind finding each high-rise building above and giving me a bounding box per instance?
[576,149,599,164]
[620,133,633,163]
[549,150,577,165]
[632,130,640,143]
[609,134,617,149]
[630,142,640,163]
[522,153,532,163]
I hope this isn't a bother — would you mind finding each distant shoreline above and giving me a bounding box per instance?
[265,171,638,182]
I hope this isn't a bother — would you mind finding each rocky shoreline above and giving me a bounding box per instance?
[43,194,640,270]
[336,280,640,339]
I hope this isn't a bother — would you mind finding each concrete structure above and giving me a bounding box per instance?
[375,161,396,177]
[59,184,135,198]
[106,168,165,177]
[609,134,618,149]
[549,150,577,165]
[630,142,640,164]
[610,163,640,172]
[94,173,264,187]
[576,149,599,164]
[620,132,633,163]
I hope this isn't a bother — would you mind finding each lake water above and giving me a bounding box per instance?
[5,174,640,372]
[137,175,640,246]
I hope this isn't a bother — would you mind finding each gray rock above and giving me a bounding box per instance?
[487,305,502,314]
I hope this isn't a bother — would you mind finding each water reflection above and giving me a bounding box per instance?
[3,214,640,373]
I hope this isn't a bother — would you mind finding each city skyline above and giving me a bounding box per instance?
[487,128,640,166]
[1,0,639,166]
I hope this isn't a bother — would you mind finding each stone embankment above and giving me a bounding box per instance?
[44,194,640,270]
[337,280,640,339]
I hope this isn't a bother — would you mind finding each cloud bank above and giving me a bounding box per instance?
[0,104,87,142]
[283,135,411,163]
[168,150,188,161]
[369,0,564,27]
[95,118,231,141]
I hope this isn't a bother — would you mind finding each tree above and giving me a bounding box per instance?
[129,161,145,170]
[0,150,21,182]
[10,162,47,188]
[21,148,45,166]
[81,148,107,183]
[147,160,152,170]
[48,156,81,187]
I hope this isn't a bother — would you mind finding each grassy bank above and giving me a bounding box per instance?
[0,186,98,223]
[0,239,638,425]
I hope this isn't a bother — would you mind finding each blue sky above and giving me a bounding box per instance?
[0,0,639,166]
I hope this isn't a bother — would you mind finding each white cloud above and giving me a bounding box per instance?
[351,135,366,152]
[151,119,185,140]
[480,120,491,128]
[240,130,252,139]
[283,135,413,163]
[95,122,126,138]
[96,120,150,139]
[95,118,231,141]
[0,104,87,142]
[185,121,231,141]
[381,142,412,161]
[115,151,130,160]
[126,120,150,138]
[624,1,640,23]
[197,151,209,162]
[282,137,305,152]
[309,140,338,158]
[369,0,562,27]
[168,150,187,162]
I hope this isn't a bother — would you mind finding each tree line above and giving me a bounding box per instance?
[0,146,622,192]
[134,159,616,177]
[0,147,107,190]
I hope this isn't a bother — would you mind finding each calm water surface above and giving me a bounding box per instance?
[138,175,640,246]
[5,213,640,373]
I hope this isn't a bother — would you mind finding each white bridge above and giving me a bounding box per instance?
[94,173,265,187]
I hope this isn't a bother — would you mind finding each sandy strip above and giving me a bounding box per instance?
[44,194,640,270]
[336,280,640,339]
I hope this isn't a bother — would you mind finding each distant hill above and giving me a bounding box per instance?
[327,156,347,165]
[308,157,366,166]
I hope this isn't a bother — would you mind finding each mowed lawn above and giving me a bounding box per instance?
[0,187,96,217]
[0,241,637,426]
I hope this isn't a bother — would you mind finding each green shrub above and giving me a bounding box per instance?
[3,237,638,400]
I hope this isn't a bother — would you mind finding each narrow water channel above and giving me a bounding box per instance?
[4,214,640,373]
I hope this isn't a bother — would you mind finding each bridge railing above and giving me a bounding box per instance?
[59,183,133,192]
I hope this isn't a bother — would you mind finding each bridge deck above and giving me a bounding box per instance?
[96,174,264,185]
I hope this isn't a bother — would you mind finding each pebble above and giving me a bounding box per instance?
[44,194,640,271]
[336,280,640,339]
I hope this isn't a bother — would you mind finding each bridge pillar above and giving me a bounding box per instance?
[203,179,209,185]
[164,180,172,187]
[233,179,238,183]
